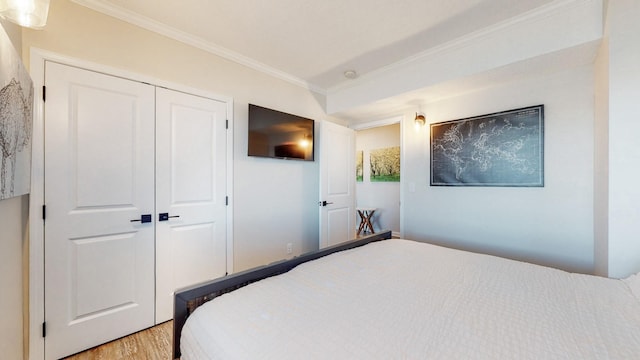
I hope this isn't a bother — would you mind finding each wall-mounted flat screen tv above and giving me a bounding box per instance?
[248,104,314,161]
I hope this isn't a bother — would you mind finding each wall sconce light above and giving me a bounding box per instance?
[0,0,50,29]
[415,112,426,126]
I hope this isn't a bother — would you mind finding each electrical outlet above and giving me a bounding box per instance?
[286,243,293,254]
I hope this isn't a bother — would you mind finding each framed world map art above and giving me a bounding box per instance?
[0,26,33,200]
[430,105,544,187]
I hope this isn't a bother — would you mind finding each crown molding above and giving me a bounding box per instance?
[70,0,326,95]
[70,0,595,102]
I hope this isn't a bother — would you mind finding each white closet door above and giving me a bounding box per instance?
[44,62,156,359]
[155,87,228,322]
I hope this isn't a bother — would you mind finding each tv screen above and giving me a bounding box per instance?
[248,104,314,161]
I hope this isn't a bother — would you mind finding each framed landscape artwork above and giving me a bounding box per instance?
[370,146,400,182]
[0,26,33,200]
[356,150,363,182]
[430,105,544,187]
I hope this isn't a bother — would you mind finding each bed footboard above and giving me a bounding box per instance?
[173,230,392,359]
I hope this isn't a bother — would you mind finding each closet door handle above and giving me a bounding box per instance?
[159,213,180,221]
[130,214,152,223]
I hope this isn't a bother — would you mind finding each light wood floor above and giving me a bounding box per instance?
[63,321,173,360]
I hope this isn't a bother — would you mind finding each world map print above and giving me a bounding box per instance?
[430,105,543,187]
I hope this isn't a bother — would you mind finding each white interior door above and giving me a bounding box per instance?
[155,88,228,322]
[319,121,356,248]
[44,62,155,359]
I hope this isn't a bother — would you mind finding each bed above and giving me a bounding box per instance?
[173,232,640,359]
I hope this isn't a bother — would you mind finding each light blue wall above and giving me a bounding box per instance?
[402,65,595,274]
[602,0,640,278]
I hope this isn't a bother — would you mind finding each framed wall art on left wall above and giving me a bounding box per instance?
[0,24,33,200]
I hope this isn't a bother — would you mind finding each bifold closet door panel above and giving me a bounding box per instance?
[155,87,228,323]
[43,61,156,360]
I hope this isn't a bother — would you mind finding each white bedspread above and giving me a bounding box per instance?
[181,239,640,359]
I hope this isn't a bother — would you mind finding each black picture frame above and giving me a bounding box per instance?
[430,105,544,187]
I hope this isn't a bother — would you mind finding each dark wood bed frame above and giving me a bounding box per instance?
[172,230,393,359]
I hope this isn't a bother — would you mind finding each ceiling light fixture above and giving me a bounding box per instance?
[344,70,358,79]
[0,0,50,29]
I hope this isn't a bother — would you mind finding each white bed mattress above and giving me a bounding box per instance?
[181,239,640,359]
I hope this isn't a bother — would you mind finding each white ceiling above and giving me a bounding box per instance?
[72,0,599,123]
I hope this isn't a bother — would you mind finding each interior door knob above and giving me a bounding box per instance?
[130,214,152,223]
[159,213,180,221]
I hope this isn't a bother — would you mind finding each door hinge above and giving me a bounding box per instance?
[42,86,46,102]
[42,205,46,221]
[42,322,46,338]
[226,119,229,129]
[225,196,229,206]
